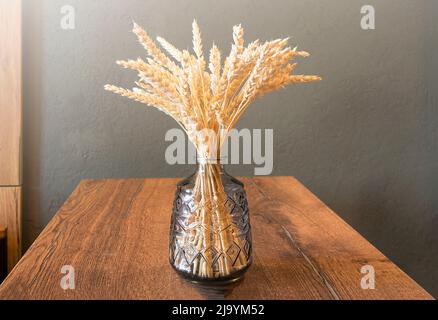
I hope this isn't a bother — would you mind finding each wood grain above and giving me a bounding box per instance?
[0,187,22,271]
[0,227,7,281]
[0,177,432,299]
[0,0,23,275]
[0,0,22,186]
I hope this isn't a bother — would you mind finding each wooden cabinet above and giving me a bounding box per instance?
[0,0,22,272]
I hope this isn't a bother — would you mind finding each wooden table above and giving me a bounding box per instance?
[0,177,433,300]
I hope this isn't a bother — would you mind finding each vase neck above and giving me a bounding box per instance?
[195,156,226,175]
[196,150,227,163]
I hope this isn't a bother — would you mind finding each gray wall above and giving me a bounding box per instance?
[23,0,437,297]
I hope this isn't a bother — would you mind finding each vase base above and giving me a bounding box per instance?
[171,263,251,288]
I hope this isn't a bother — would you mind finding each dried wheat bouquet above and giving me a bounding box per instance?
[105,20,320,157]
[105,20,320,278]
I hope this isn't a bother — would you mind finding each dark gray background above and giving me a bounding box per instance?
[23,0,437,297]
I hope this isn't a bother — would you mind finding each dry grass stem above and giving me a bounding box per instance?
[105,20,320,279]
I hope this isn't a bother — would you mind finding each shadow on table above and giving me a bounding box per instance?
[184,276,246,300]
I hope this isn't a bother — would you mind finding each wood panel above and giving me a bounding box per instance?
[0,177,432,299]
[0,227,7,281]
[0,0,23,274]
[0,0,22,185]
[0,187,22,271]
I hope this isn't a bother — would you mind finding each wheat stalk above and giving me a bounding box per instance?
[105,20,321,279]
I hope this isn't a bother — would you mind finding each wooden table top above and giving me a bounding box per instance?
[0,177,433,300]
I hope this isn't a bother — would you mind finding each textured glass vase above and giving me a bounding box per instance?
[169,161,252,284]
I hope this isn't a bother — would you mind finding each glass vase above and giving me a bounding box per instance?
[169,160,252,284]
